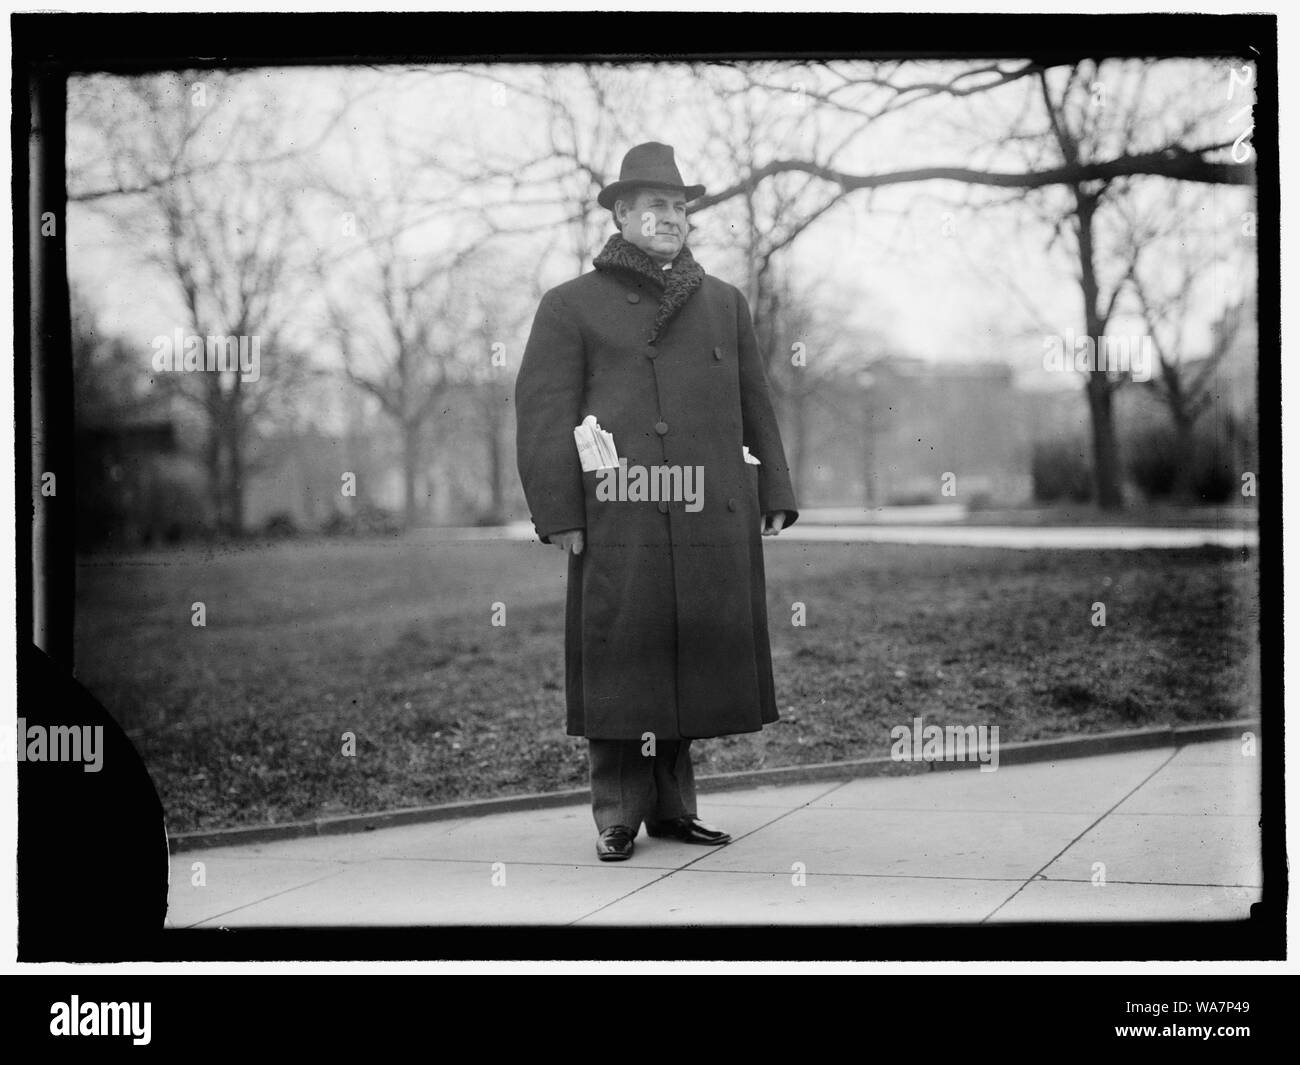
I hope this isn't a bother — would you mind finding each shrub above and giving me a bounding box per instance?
[356,503,403,535]
[886,487,944,507]
[1126,426,1182,500]
[1031,440,1094,503]
[262,513,299,539]
[1190,443,1238,503]
[1127,424,1239,503]
[322,502,403,536]
[473,507,508,527]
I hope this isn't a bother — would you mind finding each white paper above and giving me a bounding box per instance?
[574,415,620,472]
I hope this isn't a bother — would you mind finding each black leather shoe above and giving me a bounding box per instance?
[596,825,636,861]
[644,815,731,845]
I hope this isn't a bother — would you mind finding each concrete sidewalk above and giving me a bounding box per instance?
[165,737,1261,927]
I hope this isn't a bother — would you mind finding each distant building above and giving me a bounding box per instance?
[243,380,524,531]
[74,419,211,548]
[795,299,1258,510]
[797,357,1041,506]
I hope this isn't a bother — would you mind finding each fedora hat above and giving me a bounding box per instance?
[597,142,706,210]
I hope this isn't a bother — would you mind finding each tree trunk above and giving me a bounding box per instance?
[485,396,505,523]
[862,388,877,507]
[1075,192,1125,509]
[789,382,810,503]
[401,421,420,530]
[204,382,225,535]
[1171,411,1196,501]
[1085,376,1123,509]
[226,382,245,536]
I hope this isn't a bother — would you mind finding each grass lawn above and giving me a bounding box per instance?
[73,537,1260,833]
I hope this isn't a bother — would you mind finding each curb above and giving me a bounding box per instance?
[166,717,1259,854]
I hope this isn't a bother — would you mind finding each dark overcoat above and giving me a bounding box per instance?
[514,252,798,741]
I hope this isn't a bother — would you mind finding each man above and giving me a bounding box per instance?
[515,142,798,861]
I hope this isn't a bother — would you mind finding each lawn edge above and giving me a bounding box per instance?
[166,718,1259,854]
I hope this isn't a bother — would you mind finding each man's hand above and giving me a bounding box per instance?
[761,511,788,537]
[551,529,585,555]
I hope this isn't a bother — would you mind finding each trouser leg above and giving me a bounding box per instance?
[588,738,656,833]
[651,739,697,821]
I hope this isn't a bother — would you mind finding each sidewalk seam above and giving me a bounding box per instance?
[564,778,854,925]
[977,747,1184,923]
[174,865,355,931]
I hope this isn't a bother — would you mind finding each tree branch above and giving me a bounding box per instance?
[691,146,1253,215]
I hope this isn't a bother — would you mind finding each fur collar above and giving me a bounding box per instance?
[593,232,705,344]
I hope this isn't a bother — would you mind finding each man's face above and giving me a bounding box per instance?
[616,188,689,264]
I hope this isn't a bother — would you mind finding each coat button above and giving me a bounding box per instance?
[727,498,738,512]
[713,346,723,360]
[654,420,668,435]
[646,347,659,359]
[626,292,640,303]
[657,501,669,514]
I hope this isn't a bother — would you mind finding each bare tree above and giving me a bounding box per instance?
[312,120,498,530]
[68,72,320,534]
[319,244,469,529]
[755,264,887,496]
[688,57,1255,508]
[458,270,538,524]
[1121,184,1254,496]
